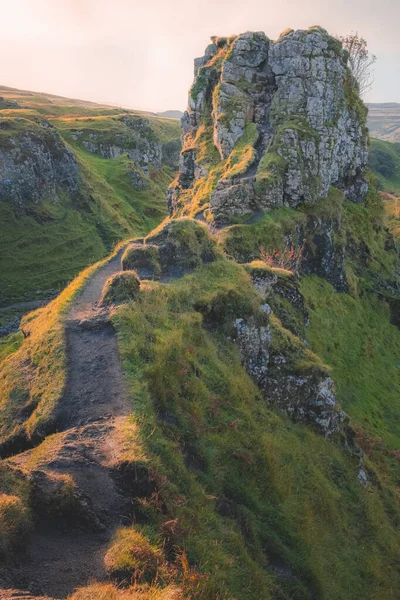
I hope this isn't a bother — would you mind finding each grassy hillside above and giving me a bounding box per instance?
[0,87,180,305]
[1,85,400,600]
[1,203,399,599]
[369,138,400,194]
[367,103,400,143]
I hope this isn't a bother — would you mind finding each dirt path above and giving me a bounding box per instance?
[1,248,140,599]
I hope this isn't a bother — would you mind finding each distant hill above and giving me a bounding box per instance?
[157,110,183,119]
[367,102,400,142]
[0,86,180,305]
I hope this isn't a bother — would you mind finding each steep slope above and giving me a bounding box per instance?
[1,28,400,600]
[0,87,180,307]
[369,137,400,193]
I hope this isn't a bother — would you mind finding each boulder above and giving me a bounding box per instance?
[100,271,141,306]
[146,219,218,274]
[121,244,161,279]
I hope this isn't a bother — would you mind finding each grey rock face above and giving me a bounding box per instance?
[79,118,162,175]
[266,29,368,207]
[235,316,271,385]
[210,178,257,222]
[248,265,309,336]
[234,315,345,436]
[0,120,79,207]
[213,32,271,160]
[170,27,368,221]
[264,374,346,436]
[301,213,348,291]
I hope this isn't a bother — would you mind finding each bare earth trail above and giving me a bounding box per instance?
[1,248,141,599]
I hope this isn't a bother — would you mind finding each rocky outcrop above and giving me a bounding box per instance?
[122,219,219,280]
[72,116,181,175]
[234,313,346,436]
[0,118,79,208]
[246,263,309,337]
[169,27,368,223]
[146,218,218,275]
[100,271,141,306]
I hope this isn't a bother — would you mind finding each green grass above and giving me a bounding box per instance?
[110,255,400,600]
[219,208,307,263]
[0,199,107,304]
[104,526,165,583]
[301,276,400,452]
[0,88,180,305]
[0,333,23,363]
[1,218,400,599]
[369,138,400,194]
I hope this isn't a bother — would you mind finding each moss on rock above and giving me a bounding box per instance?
[146,218,219,272]
[101,271,140,306]
[122,244,161,279]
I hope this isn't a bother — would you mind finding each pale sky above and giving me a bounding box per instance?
[1,0,399,112]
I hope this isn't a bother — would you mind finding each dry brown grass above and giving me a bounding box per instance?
[69,583,184,600]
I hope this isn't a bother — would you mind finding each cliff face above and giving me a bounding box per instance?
[169,27,368,222]
[70,115,180,187]
[0,118,79,207]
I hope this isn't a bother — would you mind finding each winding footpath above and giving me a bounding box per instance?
[1,247,140,599]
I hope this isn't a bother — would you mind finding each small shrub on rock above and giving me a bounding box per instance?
[101,272,140,306]
[122,244,161,278]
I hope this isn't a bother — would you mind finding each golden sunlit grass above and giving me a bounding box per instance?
[104,526,166,583]
[222,122,258,179]
[111,417,148,466]
[68,583,183,600]
[0,492,31,554]
[0,241,130,445]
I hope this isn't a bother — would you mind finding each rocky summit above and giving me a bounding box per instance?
[169,27,368,223]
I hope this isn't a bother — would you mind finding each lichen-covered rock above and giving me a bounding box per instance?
[146,218,218,274]
[0,117,79,207]
[101,271,141,306]
[234,313,345,436]
[79,117,162,174]
[210,178,257,222]
[235,316,271,386]
[302,214,348,291]
[127,165,149,190]
[169,26,368,223]
[245,262,309,336]
[121,244,161,279]
[263,374,346,435]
